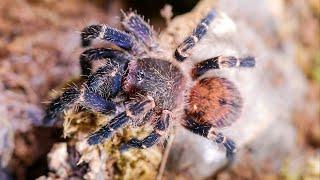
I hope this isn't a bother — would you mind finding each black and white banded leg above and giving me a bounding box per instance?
[79,48,132,77]
[183,117,236,161]
[85,63,124,98]
[121,11,158,50]
[81,24,140,53]
[192,56,255,79]
[43,86,81,126]
[174,9,216,61]
[119,110,171,151]
[43,87,116,126]
[42,62,125,126]
[87,96,155,145]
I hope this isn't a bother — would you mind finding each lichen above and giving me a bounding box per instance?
[46,105,163,179]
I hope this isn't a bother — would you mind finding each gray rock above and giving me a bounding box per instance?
[160,0,307,178]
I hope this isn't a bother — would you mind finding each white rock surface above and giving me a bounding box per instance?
[160,0,307,178]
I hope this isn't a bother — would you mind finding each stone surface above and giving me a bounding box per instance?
[160,0,307,178]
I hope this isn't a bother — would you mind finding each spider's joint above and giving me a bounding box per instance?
[99,25,107,39]
[201,22,209,30]
[175,47,190,61]
[146,95,156,108]
[236,57,241,67]
[191,35,199,43]
[207,127,218,140]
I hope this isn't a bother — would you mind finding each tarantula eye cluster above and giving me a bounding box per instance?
[43,9,255,161]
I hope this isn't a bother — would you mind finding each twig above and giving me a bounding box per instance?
[156,131,176,180]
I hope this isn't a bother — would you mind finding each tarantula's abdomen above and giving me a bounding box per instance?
[186,77,242,128]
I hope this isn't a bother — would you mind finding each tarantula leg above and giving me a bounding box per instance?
[182,117,236,161]
[119,110,171,151]
[80,48,131,76]
[81,90,117,115]
[81,25,136,51]
[87,112,130,145]
[192,56,255,79]
[174,9,216,61]
[211,131,237,161]
[121,11,158,50]
[43,86,81,126]
[43,87,117,126]
[85,63,124,98]
[87,96,155,145]
[43,60,127,126]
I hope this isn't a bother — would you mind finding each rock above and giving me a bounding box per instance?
[160,0,307,178]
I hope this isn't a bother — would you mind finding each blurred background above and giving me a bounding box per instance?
[0,0,319,179]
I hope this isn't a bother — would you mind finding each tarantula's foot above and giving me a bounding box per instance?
[225,139,237,162]
[215,133,237,162]
[119,138,142,152]
[119,110,171,152]
[87,112,130,145]
[119,143,130,152]
[119,131,161,152]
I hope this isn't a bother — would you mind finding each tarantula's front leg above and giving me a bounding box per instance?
[43,86,81,126]
[121,11,158,50]
[174,9,216,61]
[43,87,116,126]
[43,62,124,126]
[192,56,255,79]
[85,64,123,98]
[119,110,171,151]
[87,96,155,145]
[183,117,236,161]
[80,48,132,77]
[81,25,140,54]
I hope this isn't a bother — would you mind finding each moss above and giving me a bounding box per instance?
[62,109,162,180]
[311,51,320,83]
[280,154,320,180]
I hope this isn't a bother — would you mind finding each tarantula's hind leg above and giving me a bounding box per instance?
[119,110,171,152]
[212,131,237,161]
[174,9,216,61]
[43,60,125,126]
[80,48,132,77]
[183,77,243,161]
[192,56,255,79]
[87,96,155,145]
[121,11,158,50]
[183,117,236,161]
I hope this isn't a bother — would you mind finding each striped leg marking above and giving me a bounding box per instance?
[42,87,116,126]
[81,25,136,51]
[43,87,81,126]
[119,110,171,151]
[192,56,255,79]
[183,116,237,161]
[174,9,216,62]
[87,96,155,145]
[79,48,131,76]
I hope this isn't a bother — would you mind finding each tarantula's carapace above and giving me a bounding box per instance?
[42,9,255,161]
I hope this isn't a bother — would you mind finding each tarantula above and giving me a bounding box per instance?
[43,9,255,160]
